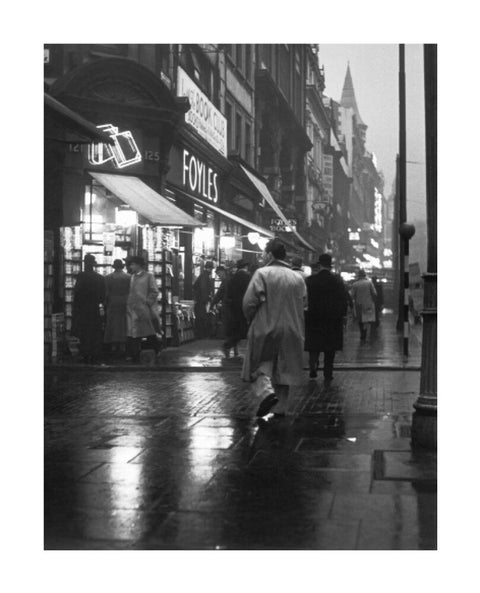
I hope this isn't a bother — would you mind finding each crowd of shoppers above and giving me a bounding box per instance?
[71,241,385,425]
[72,254,161,363]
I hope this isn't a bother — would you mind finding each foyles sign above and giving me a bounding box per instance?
[183,149,219,203]
[177,66,227,157]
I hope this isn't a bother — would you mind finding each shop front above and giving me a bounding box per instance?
[165,130,275,301]
[44,57,196,358]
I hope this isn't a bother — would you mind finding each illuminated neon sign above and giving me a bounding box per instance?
[88,124,142,169]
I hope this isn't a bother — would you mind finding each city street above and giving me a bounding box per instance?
[44,314,436,550]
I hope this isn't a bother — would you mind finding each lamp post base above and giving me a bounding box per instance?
[412,404,437,450]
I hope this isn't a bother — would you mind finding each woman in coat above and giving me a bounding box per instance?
[351,269,377,342]
[241,239,306,419]
[126,255,159,361]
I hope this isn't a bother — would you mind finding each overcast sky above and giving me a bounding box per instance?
[318,44,426,222]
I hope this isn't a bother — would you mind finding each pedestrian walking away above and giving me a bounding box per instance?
[103,258,130,359]
[192,260,215,338]
[71,253,106,363]
[126,255,160,362]
[241,239,306,420]
[291,256,307,280]
[304,253,348,383]
[351,268,377,342]
[371,275,384,328]
[222,259,251,358]
[210,265,229,339]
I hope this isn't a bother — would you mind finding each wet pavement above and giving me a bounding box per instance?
[45,317,436,550]
[49,311,423,371]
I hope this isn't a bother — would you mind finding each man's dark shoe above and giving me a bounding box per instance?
[256,393,278,417]
[309,370,317,379]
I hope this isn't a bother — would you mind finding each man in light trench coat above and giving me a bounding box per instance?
[126,255,160,362]
[241,238,306,419]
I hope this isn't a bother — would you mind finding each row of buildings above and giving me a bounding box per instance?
[44,44,388,354]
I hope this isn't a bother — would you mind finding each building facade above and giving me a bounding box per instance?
[44,43,317,359]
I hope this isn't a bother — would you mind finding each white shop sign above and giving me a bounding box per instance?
[177,66,227,157]
[182,149,219,203]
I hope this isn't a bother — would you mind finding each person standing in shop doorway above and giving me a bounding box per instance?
[241,239,306,421]
[103,259,130,359]
[304,253,348,383]
[222,259,251,359]
[351,269,377,342]
[126,255,159,362]
[72,254,106,364]
[193,260,214,339]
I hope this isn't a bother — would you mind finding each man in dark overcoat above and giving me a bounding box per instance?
[304,253,348,382]
[222,259,251,358]
[193,260,215,338]
[72,254,106,363]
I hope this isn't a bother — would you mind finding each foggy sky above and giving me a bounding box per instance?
[318,43,426,223]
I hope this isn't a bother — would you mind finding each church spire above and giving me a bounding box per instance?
[341,63,366,127]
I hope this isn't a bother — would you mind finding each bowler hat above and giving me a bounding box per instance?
[318,253,332,268]
[236,259,248,268]
[130,255,146,267]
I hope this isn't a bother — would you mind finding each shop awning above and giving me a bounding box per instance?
[239,165,315,252]
[45,93,114,144]
[89,172,204,227]
[188,195,274,239]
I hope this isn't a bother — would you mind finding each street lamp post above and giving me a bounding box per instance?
[411,44,437,449]
[399,222,415,358]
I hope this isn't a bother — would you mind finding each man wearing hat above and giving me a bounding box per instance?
[304,253,348,382]
[103,259,131,358]
[222,259,251,358]
[126,255,159,361]
[192,260,215,338]
[72,254,106,363]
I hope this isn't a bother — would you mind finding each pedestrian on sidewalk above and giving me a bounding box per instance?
[211,265,229,339]
[351,269,377,342]
[304,253,348,383]
[126,255,160,362]
[222,259,251,358]
[193,260,215,338]
[72,254,106,363]
[291,256,308,280]
[371,275,384,328]
[241,239,306,420]
[103,259,130,358]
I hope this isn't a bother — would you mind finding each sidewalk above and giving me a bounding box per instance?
[45,363,436,550]
[47,311,423,371]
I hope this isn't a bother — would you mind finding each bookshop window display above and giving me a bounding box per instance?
[59,183,194,348]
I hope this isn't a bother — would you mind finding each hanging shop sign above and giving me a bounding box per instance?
[374,188,383,233]
[87,124,142,169]
[269,218,297,232]
[177,66,227,157]
[322,154,334,200]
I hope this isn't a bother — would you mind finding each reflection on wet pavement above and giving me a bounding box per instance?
[45,364,436,550]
